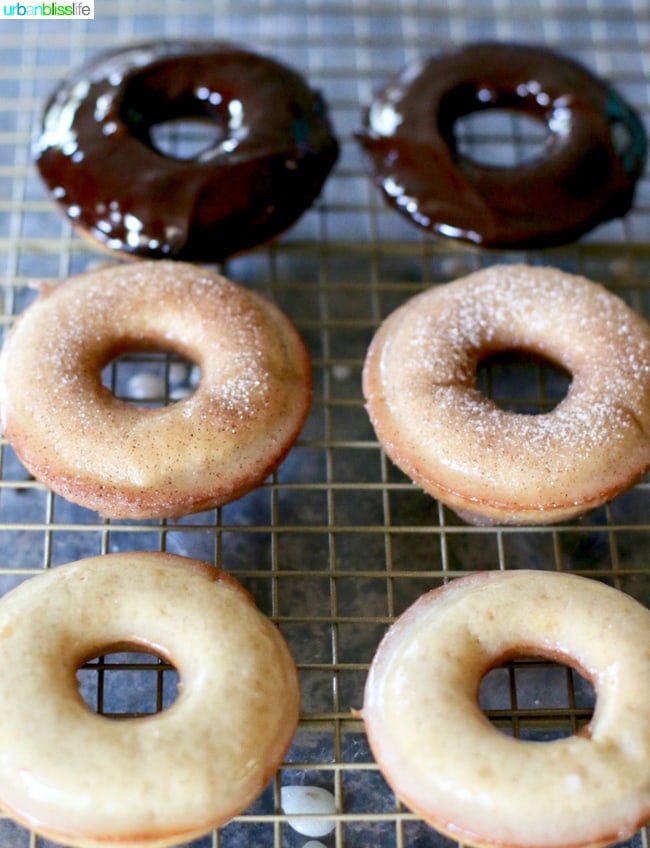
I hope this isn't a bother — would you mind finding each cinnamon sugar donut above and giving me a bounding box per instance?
[362,570,650,848]
[0,551,300,848]
[0,261,311,518]
[363,264,650,524]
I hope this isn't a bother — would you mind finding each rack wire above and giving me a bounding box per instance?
[0,1,648,847]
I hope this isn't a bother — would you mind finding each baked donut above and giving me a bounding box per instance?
[362,264,650,525]
[0,260,312,518]
[0,551,299,848]
[357,42,647,248]
[363,569,650,848]
[34,40,338,261]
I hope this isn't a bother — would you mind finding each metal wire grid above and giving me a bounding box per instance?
[0,2,649,847]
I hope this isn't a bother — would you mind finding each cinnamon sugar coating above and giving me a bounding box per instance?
[363,264,650,524]
[0,261,312,518]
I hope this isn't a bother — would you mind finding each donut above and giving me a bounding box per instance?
[357,42,647,248]
[0,260,312,518]
[362,264,650,525]
[34,40,338,262]
[362,569,650,848]
[0,551,299,848]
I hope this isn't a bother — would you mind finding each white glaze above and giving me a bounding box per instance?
[363,570,650,848]
[0,552,300,847]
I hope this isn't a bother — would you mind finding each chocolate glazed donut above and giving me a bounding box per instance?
[358,42,647,248]
[34,41,339,262]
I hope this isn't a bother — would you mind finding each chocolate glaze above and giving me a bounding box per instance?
[358,42,647,248]
[34,41,339,262]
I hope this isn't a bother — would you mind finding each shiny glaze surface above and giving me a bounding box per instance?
[0,552,300,847]
[358,42,647,248]
[363,570,650,848]
[35,41,339,261]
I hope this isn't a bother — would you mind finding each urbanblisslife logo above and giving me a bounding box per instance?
[1,0,93,17]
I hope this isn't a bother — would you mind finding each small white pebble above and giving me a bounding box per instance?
[281,785,336,838]
[304,842,328,848]
[127,372,165,401]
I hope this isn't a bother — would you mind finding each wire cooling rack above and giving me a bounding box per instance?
[0,2,649,847]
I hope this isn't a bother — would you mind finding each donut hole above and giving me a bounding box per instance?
[76,647,180,717]
[120,70,235,162]
[149,116,229,160]
[453,109,548,168]
[479,656,596,740]
[476,349,571,414]
[101,351,201,407]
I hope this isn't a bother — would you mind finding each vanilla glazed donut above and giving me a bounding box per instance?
[0,551,300,848]
[362,570,650,848]
[362,264,650,525]
[0,260,312,518]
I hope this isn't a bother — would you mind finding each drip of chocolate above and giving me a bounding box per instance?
[35,41,339,262]
[357,42,647,248]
